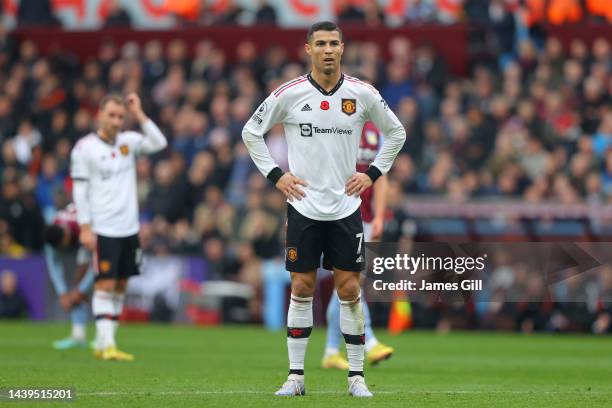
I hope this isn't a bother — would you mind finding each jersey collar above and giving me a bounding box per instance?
[307,72,344,96]
[96,131,116,146]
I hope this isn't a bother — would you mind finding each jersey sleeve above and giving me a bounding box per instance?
[124,119,168,155]
[70,142,93,225]
[364,90,406,174]
[70,142,90,181]
[241,93,287,180]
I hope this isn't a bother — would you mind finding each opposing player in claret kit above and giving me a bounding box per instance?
[321,119,395,370]
[242,21,406,397]
[44,201,94,350]
[70,93,167,361]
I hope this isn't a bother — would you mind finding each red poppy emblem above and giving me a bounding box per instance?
[320,101,329,110]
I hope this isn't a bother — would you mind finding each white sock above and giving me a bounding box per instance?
[93,290,116,349]
[324,346,340,357]
[287,294,313,375]
[71,324,85,341]
[112,292,125,340]
[340,292,365,377]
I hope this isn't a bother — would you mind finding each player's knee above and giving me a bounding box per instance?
[94,279,115,292]
[115,279,128,293]
[291,278,315,298]
[337,279,360,301]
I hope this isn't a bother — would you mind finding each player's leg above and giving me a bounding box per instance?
[361,221,379,348]
[102,234,142,361]
[361,221,394,365]
[363,295,394,365]
[334,268,372,397]
[92,278,117,357]
[321,290,349,369]
[68,301,87,342]
[114,278,127,340]
[275,204,321,397]
[327,209,372,397]
[65,260,94,349]
[92,235,125,359]
[45,245,71,347]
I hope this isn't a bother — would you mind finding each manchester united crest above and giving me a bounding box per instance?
[287,247,298,262]
[119,144,129,155]
[342,98,356,116]
[99,260,111,273]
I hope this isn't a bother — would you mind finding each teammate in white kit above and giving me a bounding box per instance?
[70,93,167,361]
[242,22,406,397]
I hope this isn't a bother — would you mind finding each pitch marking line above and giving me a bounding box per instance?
[77,390,606,397]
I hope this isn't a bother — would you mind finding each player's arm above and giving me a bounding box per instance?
[242,93,307,201]
[44,245,75,311]
[126,92,168,154]
[371,174,388,241]
[68,255,94,307]
[73,247,92,288]
[346,95,406,197]
[365,94,406,182]
[44,245,67,296]
[70,145,95,251]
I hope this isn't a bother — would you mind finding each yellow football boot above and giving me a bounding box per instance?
[366,343,394,366]
[101,346,135,361]
[321,352,349,370]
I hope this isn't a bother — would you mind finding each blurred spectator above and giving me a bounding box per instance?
[103,0,133,28]
[147,160,189,223]
[436,0,465,24]
[0,172,44,251]
[405,0,436,23]
[255,0,277,25]
[36,155,63,216]
[381,60,413,110]
[337,0,366,24]
[0,220,25,257]
[11,119,42,166]
[0,270,27,318]
[413,43,448,95]
[488,0,517,66]
[17,0,59,27]
[593,110,612,158]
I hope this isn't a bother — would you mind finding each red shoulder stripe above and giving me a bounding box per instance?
[273,75,307,97]
[345,77,378,96]
[274,78,308,97]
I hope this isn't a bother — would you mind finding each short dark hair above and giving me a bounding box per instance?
[99,93,126,110]
[44,224,65,248]
[307,21,342,43]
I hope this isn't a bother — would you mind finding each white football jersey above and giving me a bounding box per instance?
[242,73,406,221]
[70,120,167,237]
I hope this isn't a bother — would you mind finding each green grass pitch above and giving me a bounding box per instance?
[0,322,611,407]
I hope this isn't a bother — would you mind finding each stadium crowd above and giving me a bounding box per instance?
[0,14,610,331]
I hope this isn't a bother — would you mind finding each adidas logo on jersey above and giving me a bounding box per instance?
[301,104,312,111]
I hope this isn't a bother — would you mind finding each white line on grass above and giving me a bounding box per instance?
[77,390,606,397]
